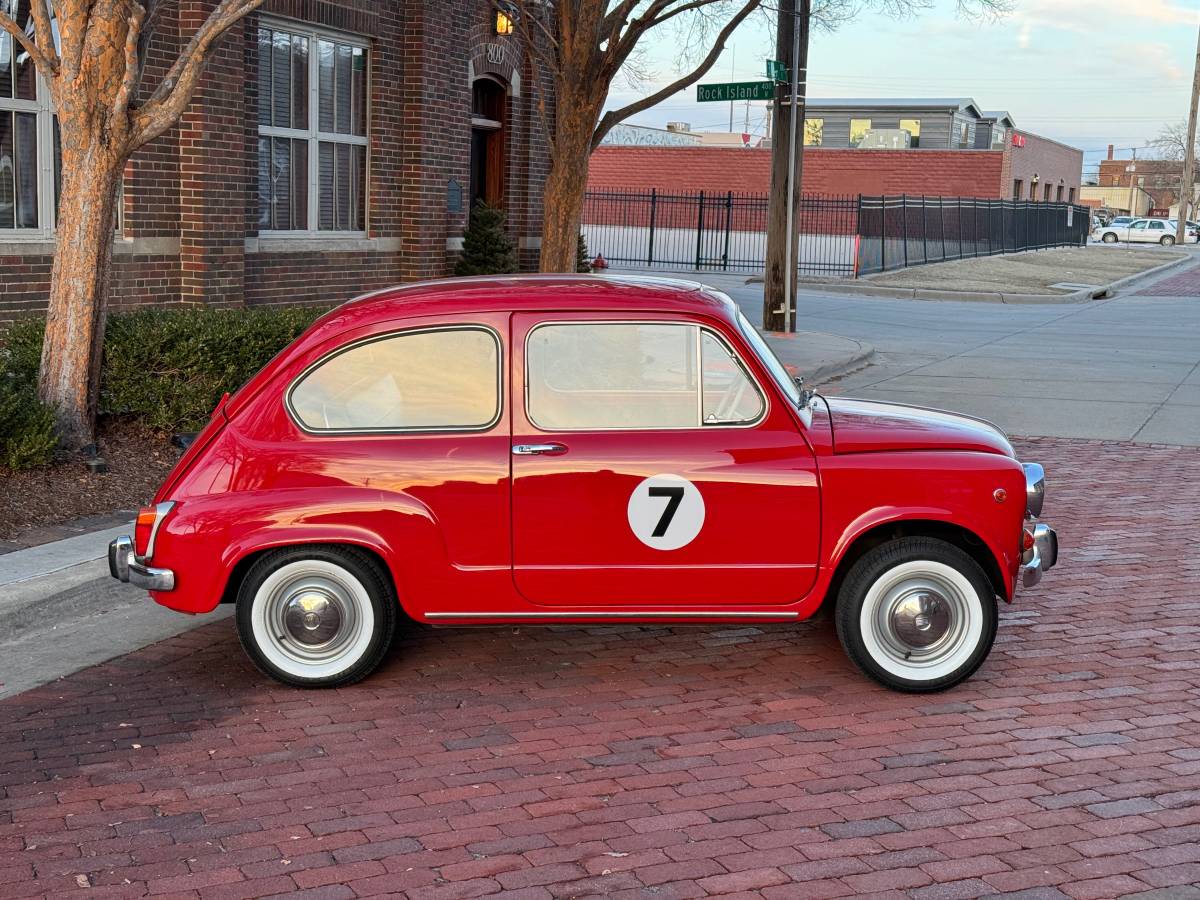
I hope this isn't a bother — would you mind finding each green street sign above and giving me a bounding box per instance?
[697,80,776,103]
[766,60,788,82]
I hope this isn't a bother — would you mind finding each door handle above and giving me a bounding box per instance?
[512,442,567,456]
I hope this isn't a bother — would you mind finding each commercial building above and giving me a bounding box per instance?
[593,98,1082,204]
[1093,148,1197,217]
[0,0,553,324]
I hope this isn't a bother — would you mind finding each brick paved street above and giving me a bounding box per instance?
[2,437,1199,899]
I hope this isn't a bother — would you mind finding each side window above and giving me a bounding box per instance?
[289,327,500,431]
[1149,221,1164,231]
[526,322,764,431]
[1131,221,1148,231]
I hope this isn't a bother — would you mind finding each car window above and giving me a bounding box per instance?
[1149,221,1164,230]
[526,322,764,430]
[1131,221,1148,230]
[289,327,500,431]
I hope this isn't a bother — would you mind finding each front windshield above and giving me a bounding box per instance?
[736,311,804,407]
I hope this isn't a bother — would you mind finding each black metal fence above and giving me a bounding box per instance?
[581,189,1091,279]
[856,196,1091,276]
[581,189,858,277]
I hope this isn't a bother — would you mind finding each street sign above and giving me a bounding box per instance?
[765,60,788,82]
[697,81,775,103]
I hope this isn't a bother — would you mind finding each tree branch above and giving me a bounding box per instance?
[29,0,57,73]
[114,1,147,120]
[129,0,264,149]
[593,0,760,150]
[0,9,58,75]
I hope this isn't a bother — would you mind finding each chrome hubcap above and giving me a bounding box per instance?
[265,572,363,664]
[871,573,971,668]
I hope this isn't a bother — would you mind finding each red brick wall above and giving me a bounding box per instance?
[587,146,1009,200]
[1006,132,1084,203]
[0,0,554,324]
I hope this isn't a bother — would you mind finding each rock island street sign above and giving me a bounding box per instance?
[697,81,775,103]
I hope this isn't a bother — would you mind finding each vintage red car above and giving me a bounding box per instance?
[109,275,1057,692]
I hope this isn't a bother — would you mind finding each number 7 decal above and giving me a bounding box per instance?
[648,486,685,537]
[627,474,706,551]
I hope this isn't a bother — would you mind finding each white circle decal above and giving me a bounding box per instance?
[627,474,705,551]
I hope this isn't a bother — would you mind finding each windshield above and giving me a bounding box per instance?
[736,311,804,407]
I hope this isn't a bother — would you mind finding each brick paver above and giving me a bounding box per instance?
[2,437,1199,898]
[1136,264,1200,296]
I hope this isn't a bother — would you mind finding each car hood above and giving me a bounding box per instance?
[826,397,1014,457]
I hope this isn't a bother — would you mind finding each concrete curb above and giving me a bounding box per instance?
[806,338,875,383]
[764,330,875,384]
[789,252,1193,304]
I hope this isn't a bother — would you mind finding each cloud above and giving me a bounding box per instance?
[1015,0,1196,32]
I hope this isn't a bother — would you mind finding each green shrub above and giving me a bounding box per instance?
[101,305,327,431]
[0,375,57,470]
[0,305,327,440]
[577,233,592,273]
[454,202,518,276]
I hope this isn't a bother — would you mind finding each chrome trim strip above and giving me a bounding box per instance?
[425,610,800,619]
[109,535,176,591]
[144,501,175,562]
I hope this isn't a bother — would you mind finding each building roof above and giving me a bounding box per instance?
[807,98,984,117]
[982,110,1017,127]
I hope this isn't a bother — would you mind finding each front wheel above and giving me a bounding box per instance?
[835,537,998,692]
[1161,235,1176,246]
[1102,232,1118,243]
[236,545,397,687]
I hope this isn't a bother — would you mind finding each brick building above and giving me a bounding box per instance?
[1095,150,1197,217]
[589,124,1082,204]
[0,0,553,324]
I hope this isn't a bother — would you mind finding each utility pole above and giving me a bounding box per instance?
[763,0,810,332]
[1177,22,1200,244]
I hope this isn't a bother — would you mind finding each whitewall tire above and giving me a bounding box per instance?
[835,537,997,692]
[236,546,397,687]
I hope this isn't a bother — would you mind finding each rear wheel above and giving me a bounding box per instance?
[236,545,397,687]
[1102,232,1118,243]
[1161,235,1176,246]
[835,537,997,692]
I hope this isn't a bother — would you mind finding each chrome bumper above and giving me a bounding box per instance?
[1020,523,1058,588]
[108,535,176,591]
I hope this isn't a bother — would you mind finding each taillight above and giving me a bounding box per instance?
[133,502,174,560]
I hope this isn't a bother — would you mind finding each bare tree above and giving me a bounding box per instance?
[501,0,763,274]
[0,0,266,450]
[1151,120,1198,162]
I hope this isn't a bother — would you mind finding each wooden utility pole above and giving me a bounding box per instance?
[1177,22,1200,245]
[762,0,810,332]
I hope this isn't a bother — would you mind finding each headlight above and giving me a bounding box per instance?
[1023,463,1045,518]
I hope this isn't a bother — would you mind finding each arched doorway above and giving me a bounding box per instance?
[470,76,506,207]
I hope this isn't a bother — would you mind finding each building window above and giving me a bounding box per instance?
[1,7,57,238]
[956,121,972,149]
[803,117,823,147]
[849,119,871,148]
[257,22,369,235]
[1056,185,1064,202]
[899,118,920,148]
[1043,183,1052,202]
[470,77,507,207]
[1068,187,1076,204]
[991,126,1007,149]
[1013,179,1023,201]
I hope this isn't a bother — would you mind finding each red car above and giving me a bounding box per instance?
[109,275,1057,692]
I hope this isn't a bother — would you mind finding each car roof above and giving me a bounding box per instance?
[323,274,738,328]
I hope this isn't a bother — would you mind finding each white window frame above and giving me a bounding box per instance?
[257,18,370,239]
[0,45,56,241]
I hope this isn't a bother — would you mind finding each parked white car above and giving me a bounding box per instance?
[1094,218,1198,246]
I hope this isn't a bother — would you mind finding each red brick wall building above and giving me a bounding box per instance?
[587,131,1081,204]
[0,0,554,324]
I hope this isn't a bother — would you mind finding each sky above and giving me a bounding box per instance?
[604,0,1200,181]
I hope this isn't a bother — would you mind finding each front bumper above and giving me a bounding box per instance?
[1020,523,1058,588]
[108,535,176,591]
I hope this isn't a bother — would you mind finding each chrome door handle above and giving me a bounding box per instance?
[512,443,567,455]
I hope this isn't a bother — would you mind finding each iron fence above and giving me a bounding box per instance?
[856,196,1091,276]
[581,189,858,277]
[581,189,1091,279]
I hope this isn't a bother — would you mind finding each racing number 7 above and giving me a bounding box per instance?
[648,486,685,538]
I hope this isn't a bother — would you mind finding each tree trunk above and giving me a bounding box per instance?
[539,102,597,273]
[38,143,123,451]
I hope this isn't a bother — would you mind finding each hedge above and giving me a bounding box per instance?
[0,305,328,469]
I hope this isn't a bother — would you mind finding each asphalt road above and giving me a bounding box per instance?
[722,252,1200,446]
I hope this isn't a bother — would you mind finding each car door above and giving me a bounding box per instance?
[509,312,820,607]
[1147,220,1166,242]
[1128,220,1150,243]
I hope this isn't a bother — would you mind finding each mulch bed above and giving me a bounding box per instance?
[0,419,181,541]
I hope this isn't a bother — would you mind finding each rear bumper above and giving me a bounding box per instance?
[108,535,176,591]
[1020,523,1058,589]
